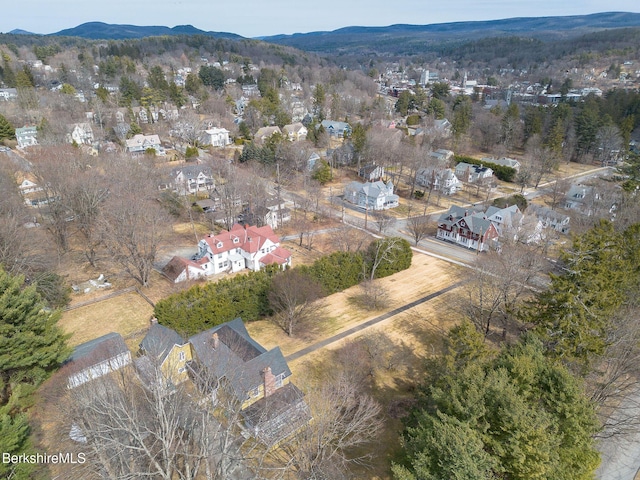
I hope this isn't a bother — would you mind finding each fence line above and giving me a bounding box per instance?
[64,286,137,311]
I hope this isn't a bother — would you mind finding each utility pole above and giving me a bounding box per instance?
[276,162,282,229]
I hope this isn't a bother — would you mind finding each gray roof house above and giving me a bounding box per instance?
[344,180,399,210]
[455,162,494,183]
[162,165,214,195]
[416,167,461,195]
[320,120,351,137]
[188,318,310,445]
[66,332,132,389]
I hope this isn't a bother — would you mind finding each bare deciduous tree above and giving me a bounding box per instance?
[268,269,324,336]
[460,241,547,336]
[99,160,168,286]
[371,210,396,234]
[273,371,383,479]
[406,215,432,245]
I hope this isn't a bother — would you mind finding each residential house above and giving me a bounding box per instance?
[195,223,292,277]
[358,164,385,182]
[254,126,282,143]
[428,118,452,137]
[0,88,18,101]
[307,152,321,170]
[131,106,149,124]
[527,204,570,234]
[416,167,461,195]
[320,120,351,137]
[188,318,310,445]
[243,197,291,230]
[162,256,208,283]
[483,156,521,171]
[282,123,308,141]
[162,165,215,195]
[66,332,132,389]
[564,184,593,211]
[67,123,94,145]
[428,149,454,162]
[201,127,231,147]
[15,172,49,207]
[15,126,38,148]
[344,180,399,210]
[436,204,522,251]
[139,322,192,385]
[454,162,494,183]
[125,134,164,155]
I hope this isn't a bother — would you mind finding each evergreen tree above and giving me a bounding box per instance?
[395,327,600,480]
[0,113,15,141]
[0,268,71,402]
[0,268,70,478]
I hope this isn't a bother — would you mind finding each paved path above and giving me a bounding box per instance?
[285,280,465,362]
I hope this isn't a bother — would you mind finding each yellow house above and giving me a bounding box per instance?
[139,322,192,385]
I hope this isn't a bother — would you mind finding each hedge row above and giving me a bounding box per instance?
[154,237,413,336]
[454,155,517,182]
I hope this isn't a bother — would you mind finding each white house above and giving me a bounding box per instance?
[201,127,231,147]
[125,134,164,155]
[163,165,214,195]
[67,123,94,145]
[0,88,18,101]
[193,224,292,278]
[66,333,132,389]
[282,123,308,141]
[344,180,399,210]
[15,126,38,148]
[162,256,209,283]
[416,167,461,195]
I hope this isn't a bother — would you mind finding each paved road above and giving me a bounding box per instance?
[285,279,465,362]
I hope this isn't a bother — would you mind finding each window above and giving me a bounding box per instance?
[275,373,285,388]
[250,387,260,398]
[218,263,223,268]
[179,351,185,361]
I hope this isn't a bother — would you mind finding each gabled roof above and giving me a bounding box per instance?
[201,223,281,255]
[162,255,206,282]
[170,164,212,180]
[188,318,292,401]
[140,324,184,363]
[66,333,130,378]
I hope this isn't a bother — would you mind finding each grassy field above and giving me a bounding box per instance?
[59,291,154,347]
[247,253,463,479]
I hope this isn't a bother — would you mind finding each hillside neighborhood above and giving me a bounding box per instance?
[2,15,640,480]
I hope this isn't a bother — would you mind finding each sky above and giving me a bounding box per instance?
[2,0,640,38]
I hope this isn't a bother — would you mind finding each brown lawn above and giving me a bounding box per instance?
[59,292,154,347]
[247,253,462,357]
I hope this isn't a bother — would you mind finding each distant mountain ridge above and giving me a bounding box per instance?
[260,11,640,55]
[8,12,640,50]
[51,21,242,40]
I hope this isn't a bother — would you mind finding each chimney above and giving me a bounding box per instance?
[212,332,219,349]
[263,366,277,397]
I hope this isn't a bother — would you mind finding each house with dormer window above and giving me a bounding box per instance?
[192,223,291,277]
